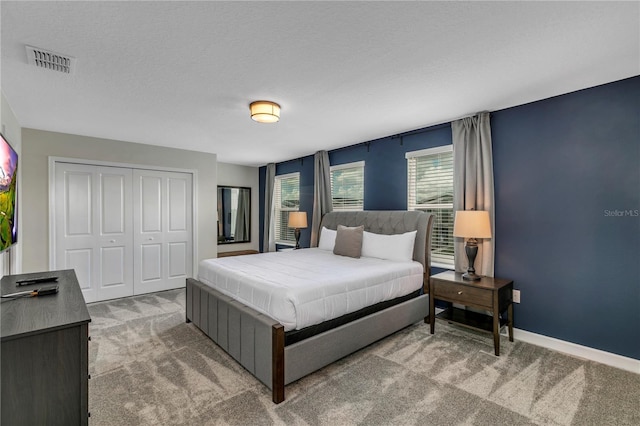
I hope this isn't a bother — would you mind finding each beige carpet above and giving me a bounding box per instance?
[87,289,640,425]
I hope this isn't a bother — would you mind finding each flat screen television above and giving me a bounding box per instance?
[0,133,18,252]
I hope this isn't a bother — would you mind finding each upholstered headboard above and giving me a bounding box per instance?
[319,211,434,273]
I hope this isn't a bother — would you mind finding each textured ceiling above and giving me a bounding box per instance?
[1,1,638,166]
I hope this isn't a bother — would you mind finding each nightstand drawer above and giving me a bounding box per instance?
[431,281,492,308]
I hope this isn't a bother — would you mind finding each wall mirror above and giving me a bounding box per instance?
[218,186,251,244]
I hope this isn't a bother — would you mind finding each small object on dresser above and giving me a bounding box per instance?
[16,276,59,286]
[2,285,59,299]
[35,285,59,296]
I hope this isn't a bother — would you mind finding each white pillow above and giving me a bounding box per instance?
[361,230,417,262]
[318,227,337,251]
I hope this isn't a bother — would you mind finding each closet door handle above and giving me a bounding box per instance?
[109,239,116,243]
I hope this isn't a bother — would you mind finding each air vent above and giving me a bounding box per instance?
[25,45,76,74]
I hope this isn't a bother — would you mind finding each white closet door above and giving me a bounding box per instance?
[54,163,134,303]
[133,169,192,295]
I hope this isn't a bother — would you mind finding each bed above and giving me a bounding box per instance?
[186,210,434,403]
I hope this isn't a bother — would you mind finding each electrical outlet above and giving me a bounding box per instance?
[513,289,521,304]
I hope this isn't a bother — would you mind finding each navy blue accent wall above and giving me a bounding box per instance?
[329,124,452,210]
[259,76,639,359]
[491,76,640,359]
[259,156,315,249]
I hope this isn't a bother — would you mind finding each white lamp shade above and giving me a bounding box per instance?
[250,101,280,123]
[453,210,492,238]
[288,211,308,228]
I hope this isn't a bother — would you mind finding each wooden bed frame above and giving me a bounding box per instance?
[186,210,434,403]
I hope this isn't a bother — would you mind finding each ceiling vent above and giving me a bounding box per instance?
[25,45,76,74]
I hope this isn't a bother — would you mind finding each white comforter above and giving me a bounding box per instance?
[198,248,424,331]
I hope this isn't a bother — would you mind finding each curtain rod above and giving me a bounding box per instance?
[331,121,452,154]
[274,121,454,164]
[278,154,311,166]
[389,122,451,140]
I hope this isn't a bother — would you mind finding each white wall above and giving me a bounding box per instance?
[0,91,22,276]
[21,128,218,273]
[217,162,259,254]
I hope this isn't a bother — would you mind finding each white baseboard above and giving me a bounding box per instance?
[503,327,640,374]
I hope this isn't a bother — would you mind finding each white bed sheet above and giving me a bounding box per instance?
[198,248,424,331]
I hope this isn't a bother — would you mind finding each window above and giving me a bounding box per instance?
[330,161,364,211]
[274,172,300,244]
[406,145,454,267]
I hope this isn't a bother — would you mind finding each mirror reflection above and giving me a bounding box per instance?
[218,186,251,244]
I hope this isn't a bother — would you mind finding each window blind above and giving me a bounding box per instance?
[330,161,364,211]
[407,146,454,266]
[274,173,300,244]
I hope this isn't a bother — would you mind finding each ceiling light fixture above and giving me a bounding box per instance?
[250,101,280,123]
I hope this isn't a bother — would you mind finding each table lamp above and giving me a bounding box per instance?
[288,212,308,249]
[453,210,492,281]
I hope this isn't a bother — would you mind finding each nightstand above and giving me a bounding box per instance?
[429,271,514,356]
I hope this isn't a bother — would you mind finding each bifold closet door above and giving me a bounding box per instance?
[54,163,134,303]
[133,170,193,295]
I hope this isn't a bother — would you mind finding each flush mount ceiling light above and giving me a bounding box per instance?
[250,101,280,123]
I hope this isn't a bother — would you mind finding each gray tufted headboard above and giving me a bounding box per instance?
[319,210,434,274]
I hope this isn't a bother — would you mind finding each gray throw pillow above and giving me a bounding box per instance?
[333,225,364,258]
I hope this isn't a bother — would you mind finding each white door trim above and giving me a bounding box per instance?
[48,156,199,282]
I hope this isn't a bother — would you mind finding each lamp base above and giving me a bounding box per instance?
[294,228,301,250]
[463,239,481,281]
[462,272,482,281]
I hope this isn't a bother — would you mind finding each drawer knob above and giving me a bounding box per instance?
[458,291,463,295]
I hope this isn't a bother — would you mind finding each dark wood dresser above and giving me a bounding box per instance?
[1,269,91,425]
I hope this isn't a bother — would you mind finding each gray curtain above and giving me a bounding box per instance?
[310,151,333,247]
[452,112,495,277]
[234,189,250,241]
[262,163,276,252]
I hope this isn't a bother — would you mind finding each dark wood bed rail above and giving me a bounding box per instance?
[272,324,285,403]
